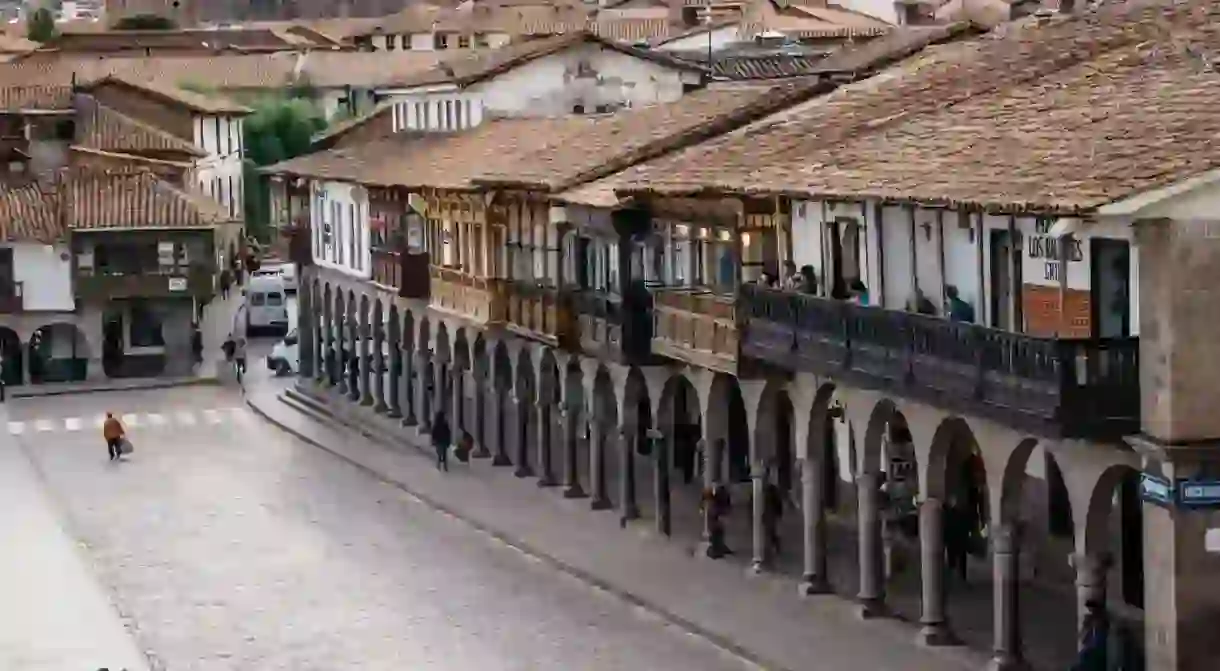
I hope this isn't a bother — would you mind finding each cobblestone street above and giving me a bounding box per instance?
[8,385,755,671]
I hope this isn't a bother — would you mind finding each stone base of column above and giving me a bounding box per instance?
[985,653,1029,671]
[360,394,374,406]
[348,389,360,403]
[386,408,402,419]
[373,401,388,414]
[562,484,587,499]
[536,474,559,487]
[918,622,960,647]
[798,574,831,596]
[857,597,886,620]
[491,452,512,466]
[697,540,733,560]
[514,464,535,478]
[590,495,612,511]
[401,415,416,427]
[747,559,767,576]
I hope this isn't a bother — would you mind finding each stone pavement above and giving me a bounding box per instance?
[0,406,150,671]
[13,386,758,671]
[250,385,990,671]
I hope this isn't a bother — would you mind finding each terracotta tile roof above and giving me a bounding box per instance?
[0,84,73,110]
[69,145,195,169]
[0,180,62,243]
[0,49,451,92]
[591,17,672,42]
[75,95,207,157]
[710,53,828,79]
[46,28,321,52]
[388,31,703,89]
[267,77,835,196]
[615,1,1220,212]
[310,101,395,150]
[80,75,253,115]
[740,2,892,40]
[475,79,835,191]
[648,17,740,47]
[808,20,981,75]
[69,170,234,230]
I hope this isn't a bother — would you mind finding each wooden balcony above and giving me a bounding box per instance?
[0,281,22,313]
[503,282,576,348]
[652,288,739,373]
[572,286,656,365]
[75,266,215,301]
[428,266,506,325]
[739,284,1140,440]
[372,248,431,300]
[372,248,402,291]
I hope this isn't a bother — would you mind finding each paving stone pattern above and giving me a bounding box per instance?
[14,387,753,671]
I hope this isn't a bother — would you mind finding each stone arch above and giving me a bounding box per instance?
[923,417,981,501]
[29,322,90,383]
[860,397,899,475]
[592,365,618,429]
[657,372,704,489]
[1082,462,1141,557]
[803,382,843,510]
[754,378,797,494]
[998,438,1042,526]
[622,366,652,433]
[492,340,512,392]
[0,326,23,385]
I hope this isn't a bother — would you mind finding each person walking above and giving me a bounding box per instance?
[219,268,232,300]
[103,412,125,462]
[432,410,452,472]
[233,335,247,384]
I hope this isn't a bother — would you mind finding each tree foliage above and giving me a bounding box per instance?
[113,14,178,30]
[241,97,328,242]
[27,8,56,43]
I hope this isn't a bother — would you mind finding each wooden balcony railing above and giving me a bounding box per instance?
[0,281,22,313]
[503,282,576,348]
[428,266,506,325]
[372,248,402,291]
[75,266,215,301]
[652,287,739,372]
[572,286,655,364]
[739,284,1140,440]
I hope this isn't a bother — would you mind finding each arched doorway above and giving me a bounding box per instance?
[30,323,90,383]
[490,341,513,466]
[0,327,22,385]
[657,373,703,540]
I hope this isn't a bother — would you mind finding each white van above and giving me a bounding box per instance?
[244,274,289,336]
[267,329,393,393]
[252,263,296,293]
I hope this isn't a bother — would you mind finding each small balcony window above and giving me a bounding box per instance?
[458,35,470,49]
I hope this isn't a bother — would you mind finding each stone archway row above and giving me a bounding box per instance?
[300,274,1139,670]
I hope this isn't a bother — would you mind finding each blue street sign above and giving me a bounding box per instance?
[1140,473,1175,506]
[1178,480,1220,508]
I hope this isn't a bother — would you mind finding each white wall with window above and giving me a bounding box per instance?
[6,243,74,312]
[391,89,485,132]
[310,179,372,279]
[790,198,1140,339]
[192,114,245,221]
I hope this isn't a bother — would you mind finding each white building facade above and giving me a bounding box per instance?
[310,180,372,280]
[193,113,246,222]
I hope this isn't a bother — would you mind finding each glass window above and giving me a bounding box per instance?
[129,301,164,347]
[250,292,266,306]
[266,292,283,306]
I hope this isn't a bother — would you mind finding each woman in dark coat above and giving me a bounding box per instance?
[432,411,452,472]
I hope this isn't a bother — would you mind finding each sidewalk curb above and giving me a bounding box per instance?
[11,376,221,400]
[247,393,788,671]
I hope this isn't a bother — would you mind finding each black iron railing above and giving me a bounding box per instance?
[740,284,1140,440]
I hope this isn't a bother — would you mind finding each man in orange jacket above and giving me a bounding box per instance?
[103,412,125,461]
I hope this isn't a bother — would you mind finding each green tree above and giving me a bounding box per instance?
[241,97,327,242]
[113,14,177,30]
[26,8,56,43]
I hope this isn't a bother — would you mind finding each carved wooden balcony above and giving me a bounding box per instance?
[428,266,506,325]
[651,287,739,374]
[739,284,1140,440]
[503,281,576,348]
[75,265,215,301]
[572,286,656,365]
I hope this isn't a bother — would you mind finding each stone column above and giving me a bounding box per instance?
[653,430,670,536]
[386,337,401,418]
[562,406,585,498]
[492,393,512,466]
[318,299,331,385]
[473,380,491,459]
[418,354,432,434]
[918,498,956,645]
[352,311,366,403]
[298,287,314,379]
[452,369,465,437]
[401,346,416,426]
[336,313,348,395]
[537,402,558,487]
[590,419,611,510]
[1071,553,1111,644]
[856,471,885,618]
[514,395,534,478]
[989,524,1026,670]
[700,439,719,542]
[619,428,640,520]
[372,319,387,412]
[750,462,767,573]
[800,457,830,595]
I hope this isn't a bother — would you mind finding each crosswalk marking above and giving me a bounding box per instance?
[7,407,251,436]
